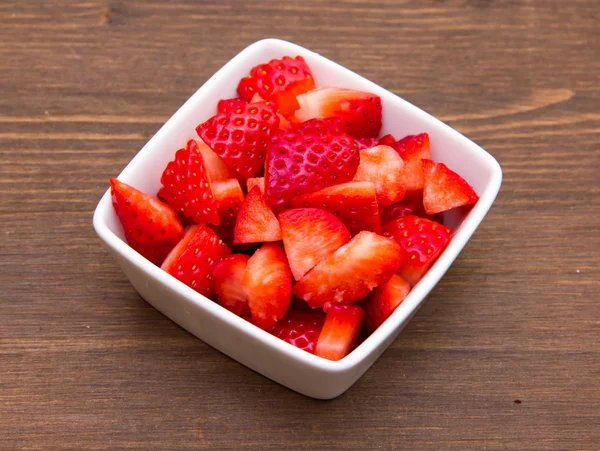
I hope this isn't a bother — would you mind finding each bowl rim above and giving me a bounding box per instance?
[93,38,502,374]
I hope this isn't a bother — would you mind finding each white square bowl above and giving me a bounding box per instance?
[93,38,502,400]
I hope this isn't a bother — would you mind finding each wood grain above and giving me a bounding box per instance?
[1,0,599,449]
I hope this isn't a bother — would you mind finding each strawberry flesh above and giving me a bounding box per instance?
[422,159,479,214]
[212,253,251,319]
[234,186,281,244]
[352,145,406,206]
[364,274,411,333]
[210,178,245,246]
[270,309,326,354]
[315,303,365,361]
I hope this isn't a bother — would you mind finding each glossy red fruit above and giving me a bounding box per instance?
[237,56,315,115]
[264,128,360,210]
[293,231,403,308]
[194,138,236,183]
[352,145,406,206]
[270,309,326,354]
[392,133,431,197]
[110,178,184,266]
[196,101,280,179]
[315,303,365,361]
[212,254,250,319]
[233,186,281,244]
[381,197,443,224]
[160,139,220,225]
[422,159,479,214]
[246,177,265,194]
[217,98,247,114]
[243,243,292,330]
[364,274,411,333]
[296,118,378,150]
[378,134,396,147]
[161,225,231,298]
[279,208,351,280]
[382,215,453,286]
[210,178,245,246]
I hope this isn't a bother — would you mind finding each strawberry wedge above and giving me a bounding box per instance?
[315,303,365,361]
[422,159,479,214]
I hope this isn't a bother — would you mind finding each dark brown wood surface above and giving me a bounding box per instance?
[1,1,599,449]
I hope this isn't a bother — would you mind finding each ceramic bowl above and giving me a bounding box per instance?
[93,38,502,399]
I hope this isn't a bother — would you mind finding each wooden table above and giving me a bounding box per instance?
[2,1,599,449]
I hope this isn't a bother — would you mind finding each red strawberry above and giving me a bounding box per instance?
[294,87,382,138]
[264,128,360,210]
[364,274,411,333]
[217,98,247,114]
[290,181,381,235]
[161,225,231,298]
[393,133,431,197]
[194,138,236,183]
[381,197,443,224]
[382,215,453,286]
[196,101,280,179]
[237,56,316,115]
[293,231,403,308]
[242,243,292,330]
[279,208,351,280]
[212,253,250,319]
[297,118,378,150]
[246,177,265,194]
[352,145,406,206]
[314,303,365,361]
[356,137,379,150]
[110,178,184,266]
[250,93,293,130]
[422,160,479,214]
[159,139,220,225]
[378,134,396,147]
[210,178,245,246]
[233,186,281,244]
[269,309,326,354]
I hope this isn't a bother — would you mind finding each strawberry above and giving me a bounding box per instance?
[237,56,316,115]
[364,274,411,333]
[212,253,250,319]
[294,87,382,138]
[422,159,479,214]
[293,231,403,308]
[381,197,443,224]
[250,93,293,130]
[264,128,360,210]
[269,309,326,354]
[314,303,365,361]
[110,178,184,266]
[242,243,292,330]
[159,139,220,225]
[217,98,247,114]
[246,177,265,194]
[356,137,379,150]
[290,181,381,235]
[210,178,245,246]
[296,118,378,150]
[161,224,231,298]
[378,134,396,147]
[279,208,351,280]
[392,133,431,197]
[194,138,237,183]
[196,101,280,179]
[382,215,453,286]
[352,145,406,206]
[233,186,281,244]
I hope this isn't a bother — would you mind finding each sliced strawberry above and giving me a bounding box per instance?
[290,181,381,235]
[246,177,265,194]
[194,138,236,183]
[314,303,365,361]
[382,215,453,286]
[233,186,281,244]
[421,159,479,214]
[352,145,406,206]
[210,178,245,246]
[161,225,231,298]
[279,208,351,280]
[264,128,360,210]
[196,101,280,179]
[296,118,378,150]
[378,134,396,147]
[159,139,220,225]
[293,231,402,308]
[237,56,315,115]
[356,137,379,150]
[250,93,293,130]
[212,253,250,319]
[392,133,431,197]
[381,197,443,224]
[294,87,382,138]
[269,309,325,354]
[364,274,411,333]
[110,179,184,266]
[242,243,292,330]
[217,98,247,114]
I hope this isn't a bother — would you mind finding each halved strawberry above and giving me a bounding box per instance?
[364,274,411,333]
[293,231,403,308]
[210,178,245,246]
[196,101,280,179]
[378,134,396,147]
[422,159,479,214]
[246,177,265,194]
[290,181,381,235]
[242,243,292,330]
[161,224,231,298]
[269,308,326,354]
[296,118,378,150]
[250,93,293,130]
[314,303,365,361]
[110,178,184,266]
[264,128,360,210]
[212,253,250,319]
[233,186,281,244]
[194,138,237,183]
[294,87,382,138]
[352,145,406,206]
[279,208,351,280]
[381,197,443,225]
[160,139,220,225]
[382,215,453,286]
[217,98,247,114]
[393,133,431,197]
[237,56,315,115]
